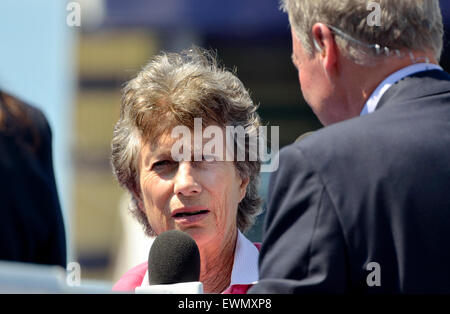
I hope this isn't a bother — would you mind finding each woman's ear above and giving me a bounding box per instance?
[137,198,145,212]
[239,177,250,202]
[132,187,145,212]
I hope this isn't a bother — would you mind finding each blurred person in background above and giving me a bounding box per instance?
[111,48,263,293]
[249,0,450,293]
[0,90,66,268]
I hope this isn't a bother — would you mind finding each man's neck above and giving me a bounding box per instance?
[342,50,439,119]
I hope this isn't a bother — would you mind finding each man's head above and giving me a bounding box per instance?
[282,0,444,125]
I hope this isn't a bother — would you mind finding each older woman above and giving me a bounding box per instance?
[111,48,262,294]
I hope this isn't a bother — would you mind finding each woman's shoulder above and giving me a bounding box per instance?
[112,262,148,292]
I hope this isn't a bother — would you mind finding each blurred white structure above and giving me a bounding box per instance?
[76,0,106,30]
[113,194,154,282]
[0,0,78,261]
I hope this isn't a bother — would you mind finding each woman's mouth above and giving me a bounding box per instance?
[172,207,210,225]
[173,210,209,218]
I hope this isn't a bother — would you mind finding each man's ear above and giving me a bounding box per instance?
[312,23,338,74]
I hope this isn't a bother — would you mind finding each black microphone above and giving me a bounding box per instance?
[148,230,200,285]
[135,230,203,294]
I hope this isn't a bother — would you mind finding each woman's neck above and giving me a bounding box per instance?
[199,228,238,293]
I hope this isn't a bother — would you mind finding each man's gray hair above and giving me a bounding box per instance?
[111,47,262,237]
[281,0,444,64]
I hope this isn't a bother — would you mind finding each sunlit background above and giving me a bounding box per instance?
[1,0,449,285]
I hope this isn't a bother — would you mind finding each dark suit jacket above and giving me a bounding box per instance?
[249,70,450,293]
[0,101,66,268]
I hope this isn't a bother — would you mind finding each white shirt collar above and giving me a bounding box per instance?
[229,230,259,286]
[140,230,259,289]
[360,63,443,116]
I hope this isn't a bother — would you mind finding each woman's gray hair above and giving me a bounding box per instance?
[111,47,262,237]
[281,0,444,64]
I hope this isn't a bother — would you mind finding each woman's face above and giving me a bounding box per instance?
[137,132,249,249]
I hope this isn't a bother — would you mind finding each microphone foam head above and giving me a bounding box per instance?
[148,230,201,285]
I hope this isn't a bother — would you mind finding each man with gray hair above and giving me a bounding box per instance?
[249,0,450,293]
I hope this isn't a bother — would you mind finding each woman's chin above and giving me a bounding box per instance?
[178,227,214,248]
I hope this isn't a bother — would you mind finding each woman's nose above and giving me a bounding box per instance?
[173,162,202,196]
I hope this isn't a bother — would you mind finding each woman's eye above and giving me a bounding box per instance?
[152,160,175,170]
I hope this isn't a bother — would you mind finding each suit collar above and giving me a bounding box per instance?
[375,69,450,111]
[361,63,442,115]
